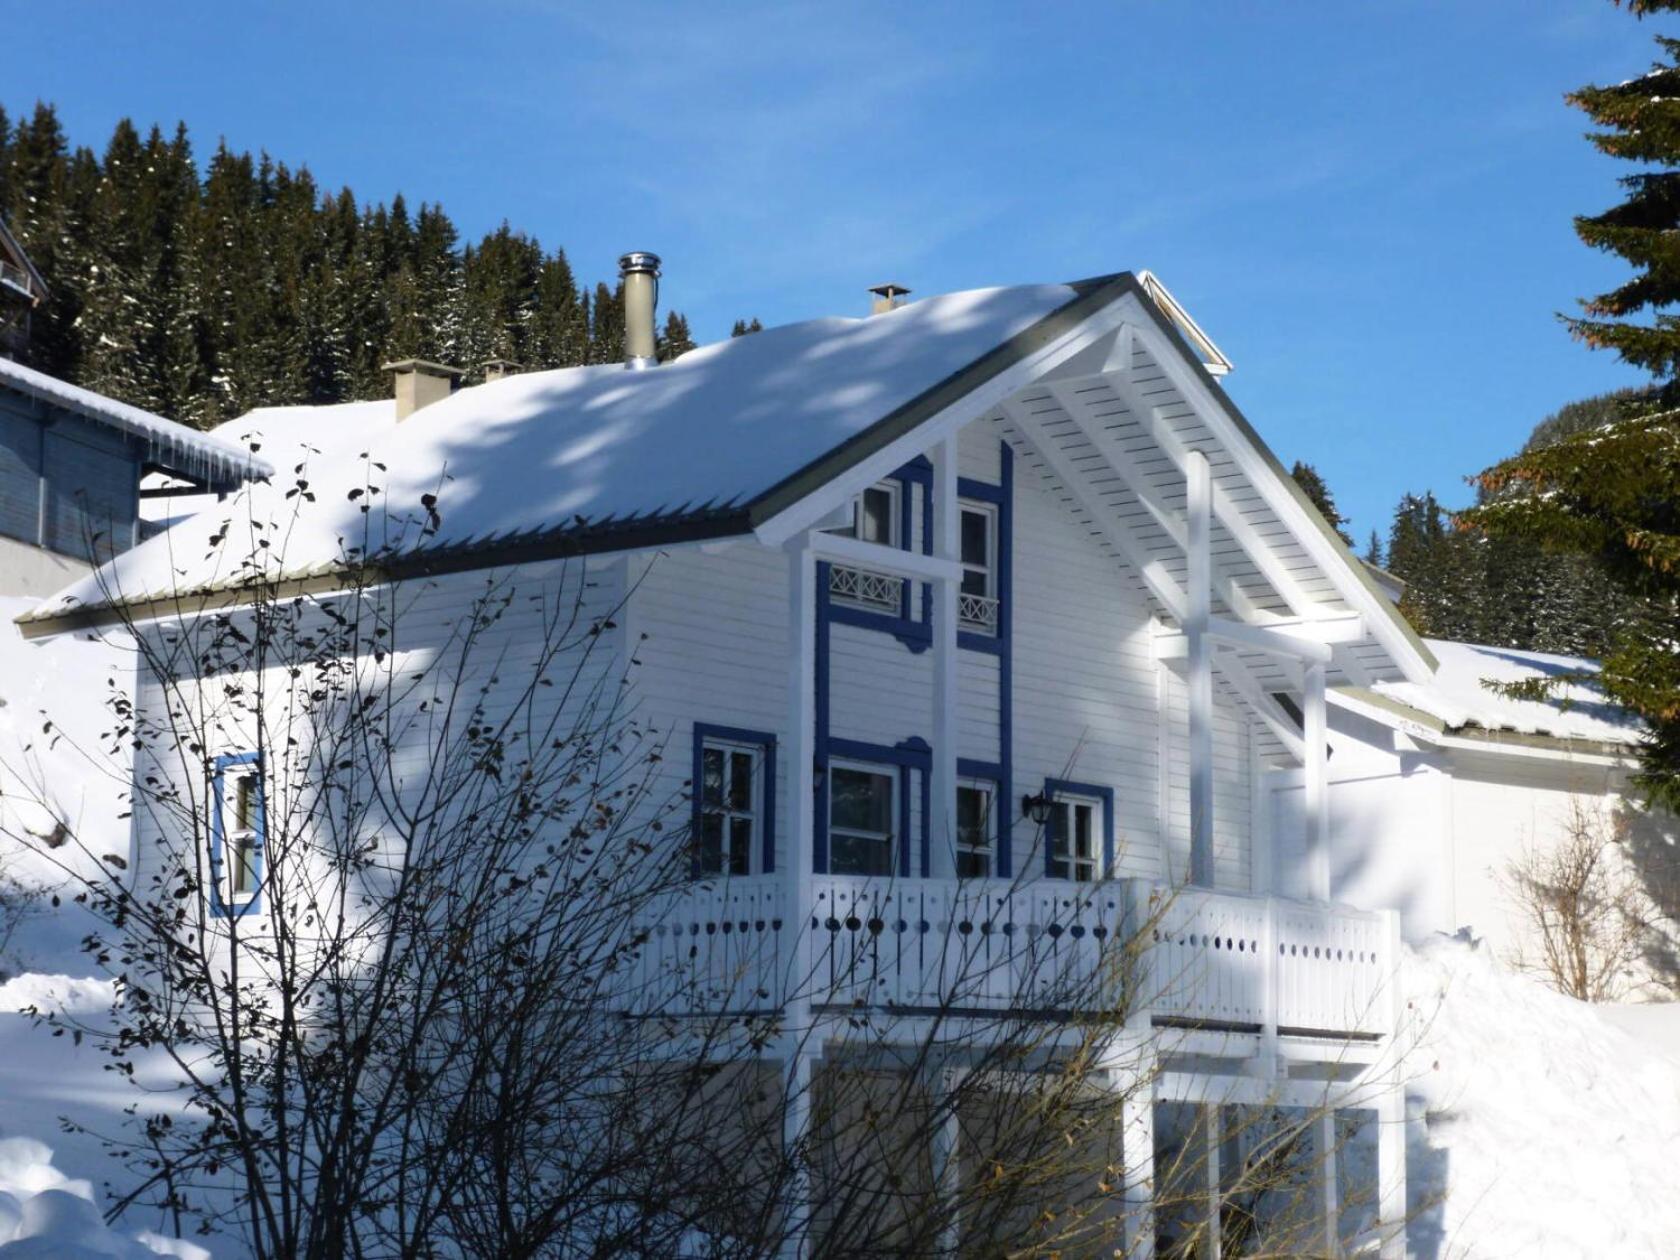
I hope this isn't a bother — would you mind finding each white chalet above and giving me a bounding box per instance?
[22,266,1427,1257]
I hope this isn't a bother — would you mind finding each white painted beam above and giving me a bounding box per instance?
[808,532,962,584]
[1002,398,1190,622]
[1304,660,1330,902]
[1187,448,1215,888]
[930,436,960,881]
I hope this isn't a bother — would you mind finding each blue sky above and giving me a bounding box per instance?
[4,1,1661,541]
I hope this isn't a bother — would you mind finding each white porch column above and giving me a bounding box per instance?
[1185,448,1215,887]
[781,536,818,1260]
[930,435,961,879]
[929,1065,964,1255]
[1203,1105,1223,1260]
[1317,1107,1341,1258]
[1118,1066,1157,1260]
[1303,659,1330,902]
[1377,907,1408,1260]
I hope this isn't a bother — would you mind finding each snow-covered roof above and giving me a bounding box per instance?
[213,397,398,462]
[1361,638,1642,747]
[0,356,271,490]
[22,279,1097,628]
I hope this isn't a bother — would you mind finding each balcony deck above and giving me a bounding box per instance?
[621,876,1397,1042]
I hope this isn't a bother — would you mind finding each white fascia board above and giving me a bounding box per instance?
[752,296,1136,548]
[1124,311,1437,685]
[1326,686,1631,768]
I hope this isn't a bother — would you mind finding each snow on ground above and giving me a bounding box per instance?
[1402,935,1680,1258]
[0,596,135,972]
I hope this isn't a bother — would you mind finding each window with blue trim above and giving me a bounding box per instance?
[693,725,776,877]
[827,759,897,877]
[826,480,904,615]
[1041,780,1114,882]
[956,779,996,878]
[957,499,999,635]
[210,751,265,918]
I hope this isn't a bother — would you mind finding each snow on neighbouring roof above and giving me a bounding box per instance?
[0,356,271,489]
[213,396,398,463]
[25,281,1086,624]
[1371,638,1642,746]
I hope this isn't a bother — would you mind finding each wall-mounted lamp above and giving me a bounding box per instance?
[1020,792,1053,826]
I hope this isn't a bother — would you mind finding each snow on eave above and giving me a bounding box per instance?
[0,357,271,489]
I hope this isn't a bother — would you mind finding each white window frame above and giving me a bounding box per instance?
[956,778,995,880]
[210,752,264,917]
[698,736,764,877]
[827,758,898,878]
[957,498,999,634]
[1048,791,1103,883]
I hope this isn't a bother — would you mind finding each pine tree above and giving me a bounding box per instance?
[657,311,695,362]
[1362,530,1383,568]
[1457,1,1680,810]
[731,317,763,337]
[1289,461,1353,546]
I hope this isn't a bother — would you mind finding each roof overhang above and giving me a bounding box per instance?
[1329,684,1637,767]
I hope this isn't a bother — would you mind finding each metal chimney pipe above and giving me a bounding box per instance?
[619,251,661,370]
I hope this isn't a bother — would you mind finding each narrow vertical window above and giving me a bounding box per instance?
[828,762,897,877]
[698,736,764,877]
[827,481,905,614]
[1047,794,1101,882]
[956,781,994,879]
[958,501,998,633]
[211,751,264,917]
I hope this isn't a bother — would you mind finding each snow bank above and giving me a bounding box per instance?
[1403,935,1680,1258]
[0,1138,208,1258]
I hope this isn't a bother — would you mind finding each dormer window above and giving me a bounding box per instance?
[828,481,904,614]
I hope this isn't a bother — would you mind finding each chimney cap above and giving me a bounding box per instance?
[481,356,521,372]
[619,250,662,277]
[868,282,911,300]
[383,358,463,380]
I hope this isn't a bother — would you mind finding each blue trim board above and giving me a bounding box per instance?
[208,749,264,920]
[1042,777,1117,878]
[957,442,1014,874]
[815,561,833,874]
[691,723,778,877]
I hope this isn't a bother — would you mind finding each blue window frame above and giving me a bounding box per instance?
[956,758,1004,880]
[209,750,265,919]
[1041,778,1116,882]
[692,724,776,878]
[823,458,933,650]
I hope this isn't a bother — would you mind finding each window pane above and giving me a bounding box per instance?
[232,837,258,895]
[234,775,256,833]
[958,786,990,853]
[961,508,989,567]
[698,812,724,874]
[728,751,754,812]
[831,832,894,877]
[831,767,892,833]
[957,849,989,879]
[961,568,988,598]
[860,487,894,545]
[730,818,753,876]
[701,747,724,807]
[1075,804,1094,861]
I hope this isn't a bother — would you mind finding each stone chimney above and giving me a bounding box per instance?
[481,357,520,383]
[384,359,462,421]
[868,283,911,315]
[618,251,661,370]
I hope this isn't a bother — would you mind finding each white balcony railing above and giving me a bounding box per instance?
[828,564,901,613]
[957,591,999,633]
[620,876,1396,1040]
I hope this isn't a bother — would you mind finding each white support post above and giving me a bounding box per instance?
[930,435,960,880]
[930,1066,964,1255]
[781,1049,816,1259]
[1377,908,1408,1260]
[1318,1108,1341,1259]
[1204,1105,1223,1260]
[1303,659,1330,902]
[781,537,818,1260]
[1186,448,1215,887]
[1119,1065,1157,1260]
